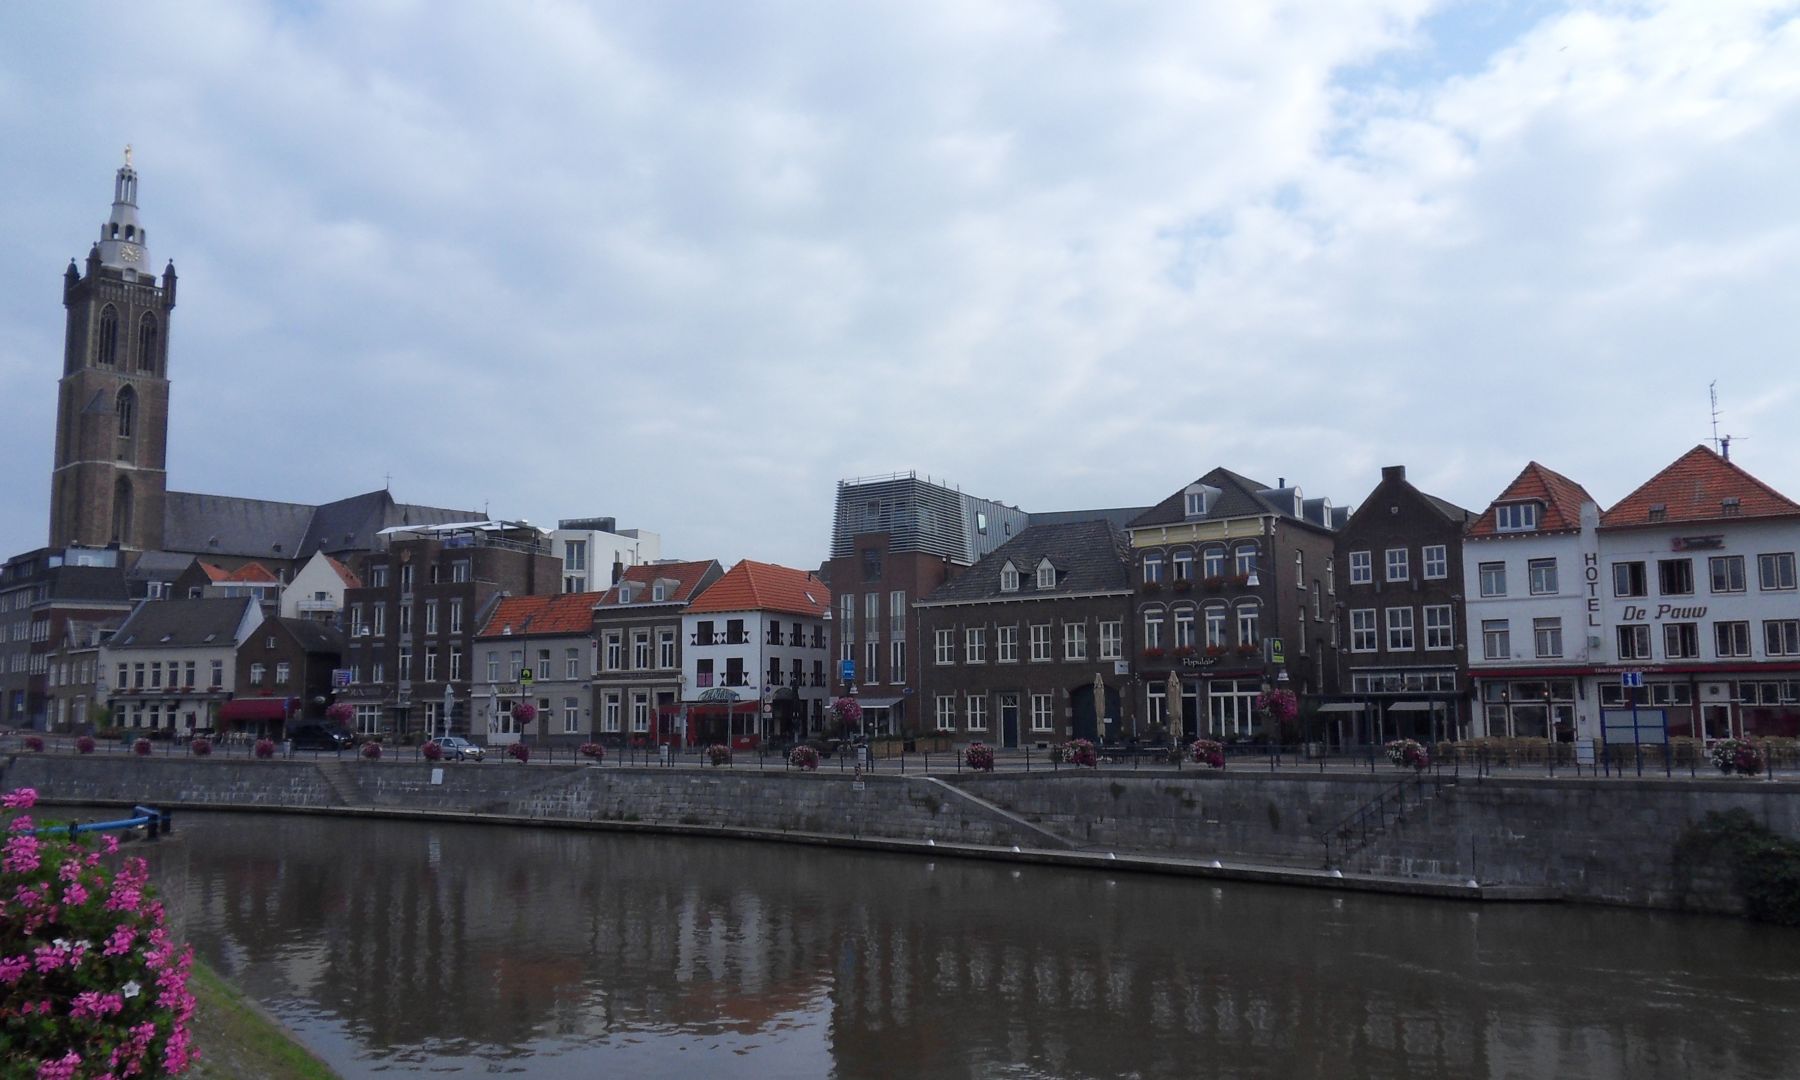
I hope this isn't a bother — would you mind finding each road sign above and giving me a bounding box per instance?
[520,668,534,686]
[331,668,352,688]
[1269,638,1285,665]
[840,658,855,683]
[1620,671,1644,689]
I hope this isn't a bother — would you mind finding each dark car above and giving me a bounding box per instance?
[288,723,355,751]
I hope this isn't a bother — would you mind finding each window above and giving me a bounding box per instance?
[632,632,651,670]
[1064,622,1087,660]
[1534,617,1563,658]
[1424,605,1454,650]
[1495,503,1538,532]
[1035,563,1056,590]
[1482,619,1510,660]
[450,561,470,583]
[397,648,411,679]
[449,599,463,633]
[368,565,389,588]
[603,632,622,671]
[891,639,905,682]
[424,650,438,681]
[1312,583,1323,622]
[249,662,265,684]
[1423,545,1447,580]
[564,697,581,734]
[115,386,135,438]
[398,605,411,635]
[890,591,905,633]
[1617,624,1652,661]
[1663,623,1699,659]
[1765,620,1800,656]
[840,593,856,633]
[1099,621,1121,660]
[97,304,118,365]
[696,659,714,688]
[1326,557,1335,595]
[967,694,988,731]
[1029,624,1052,662]
[1141,556,1163,584]
[1479,562,1507,598]
[631,693,650,733]
[564,540,587,572]
[1203,548,1226,579]
[1141,613,1163,651]
[935,696,957,731]
[1716,621,1752,658]
[1172,551,1193,582]
[1349,609,1378,652]
[1614,561,1647,598]
[1173,609,1195,649]
[966,627,987,663]
[372,605,387,636]
[565,647,580,679]
[210,659,223,687]
[1386,607,1415,651]
[1295,551,1304,588]
[1528,558,1559,596]
[399,564,414,593]
[1349,551,1373,585]
[601,692,621,732]
[1759,553,1797,591]
[509,650,524,681]
[1710,555,1746,594]
[450,646,463,681]
[1001,563,1020,592]
[1233,546,1258,577]
[1385,548,1409,583]
[1184,490,1207,516]
[658,630,675,669]
[536,649,552,681]
[425,601,438,635]
[1658,558,1694,596]
[1236,604,1260,646]
[563,576,585,594]
[1204,605,1227,648]
[1030,693,1055,732]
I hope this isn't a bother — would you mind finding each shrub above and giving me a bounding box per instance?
[0,787,199,1075]
[324,701,355,725]
[188,737,211,757]
[1710,738,1762,776]
[421,740,444,762]
[253,738,276,760]
[1384,738,1430,770]
[579,742,605,761]
[132,739,153,758]
[1190,739,1226,769]
[23,735,44,752]
[706,743,731,766]
[360,741,383,761]
[75,735,96,755]
[1056,738,1098,768]
[507,742,531,764]
[964,742,995,772]
[1675,809,1800,926]
[788,744,820,771]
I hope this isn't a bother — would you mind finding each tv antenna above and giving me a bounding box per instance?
[1709,381,1746,461]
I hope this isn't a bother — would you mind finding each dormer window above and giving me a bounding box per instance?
[1648,503,1667,522]
[1495,503,1539,532]
[1184,489,1207,517]
[1000,562,1020,593]
[1035,560,1056,590]
[617,585,633,604]
[652,583,667,602]
[1721,497,1742,517]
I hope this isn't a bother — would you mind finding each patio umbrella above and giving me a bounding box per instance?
[1093,673,1107,739]
[1167,669,1183,748]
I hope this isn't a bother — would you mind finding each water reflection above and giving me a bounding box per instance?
[172,813,1800,1079]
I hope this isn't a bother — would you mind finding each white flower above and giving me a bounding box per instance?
[52,938,70,950]
[121,980,141,999]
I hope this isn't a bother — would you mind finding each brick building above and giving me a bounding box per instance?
[0,548,132,729]
[222,616,347,740]
[590,560,724,748]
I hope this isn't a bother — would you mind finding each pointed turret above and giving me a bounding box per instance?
[96,146,151,273]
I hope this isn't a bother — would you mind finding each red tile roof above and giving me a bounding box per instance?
[220,562,280,585]
[1466,462,1597,538]
[594,560,720,606]
[196,562,230,583]
[324,554,363,589]
[1601,445,1800,529]
[686,560,830,618]
[476,592,608,638]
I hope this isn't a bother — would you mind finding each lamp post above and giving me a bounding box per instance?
[441,683,454,742]
[1544,685,1556,776]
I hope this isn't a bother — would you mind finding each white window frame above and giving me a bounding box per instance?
[1098,621,1121,660]
[934,629,955,665]
[1030,693,1055,733]
[1385,606,1415,651]
[1064,622,1087,660]
[1349,609,1377,653]
[996,625,1018,663]
[1422,545,1447,580]
[966,694,988,731]
[1385,548,1409,583]
[1349,551,1372,585]
[935,695,957,732]
[966,627,987,664]
[1028,624,1052,662]
[1479,562,1507,598]
[1423,605,1454,651]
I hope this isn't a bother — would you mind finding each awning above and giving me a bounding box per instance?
[855,697,903,710]
[688,701,759,716]
[1315,702,1367,713]
[217,699,291,723]
[1386,701,1437,713]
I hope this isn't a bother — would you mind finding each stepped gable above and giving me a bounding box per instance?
[922,520,1131,603]
[1466,462,1595,538]
[476,592,608,638]
[687,560,830,618]
[1601,445,1800,529]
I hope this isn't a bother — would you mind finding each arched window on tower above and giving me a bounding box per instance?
[112,477,134,546]
[96,304,119,366]
[137,313,158,373]
[116,385,136,439]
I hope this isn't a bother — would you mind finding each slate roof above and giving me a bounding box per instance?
[920,520,1132,604]
[1342,468,1473,532]
[1128,468,1339,531]
[1466,462,1596,538]
[1600,445,1800,529]
[44,565,131,604]
[161,489,481,560]
[1030,507,1153,531]
[595,560,721,607]
[265,616,346,655]
[476,592,609,639]
[687,561,830,618]
[110,597,256,650]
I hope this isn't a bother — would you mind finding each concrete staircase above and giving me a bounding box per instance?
[312,760,361,808]
[1320,772,1455,870]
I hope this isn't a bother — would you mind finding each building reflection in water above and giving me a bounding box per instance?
[174,813,1800,1079]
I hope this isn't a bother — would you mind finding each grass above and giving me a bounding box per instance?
[187,961,339,1079]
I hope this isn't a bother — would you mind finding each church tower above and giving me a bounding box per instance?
[49,149,176,552]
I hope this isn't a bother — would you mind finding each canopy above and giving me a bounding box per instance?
[855,697,903,710]
[1315,702,1367,714]
[1386,701,1436,712]
[217,699,291,723]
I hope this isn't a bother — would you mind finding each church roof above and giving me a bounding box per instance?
[160,488,481,561]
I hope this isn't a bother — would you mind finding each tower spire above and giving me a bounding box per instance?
[98,149,148,272]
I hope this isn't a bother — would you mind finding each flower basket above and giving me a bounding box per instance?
[1710,738,1761,776]
[421,740,445,761]
[1202,575,1226,592]
[1172,579,1193,593]
[360,741,383,761]
[23,735,44,753]
[1254,689,1299,725]
[132,738,152,757]
[964,742,995,772]
[1384,738,1430,771]
[1190,738,1226,769]
[507,741,531,764]
[579,742,605,762]
[75,735,96,755]
[325,701,355,725]
[511,702,537,725]
[829,697,863,731]
[1,786,200,1075]
[1203,644,1227,659]
[189,737,212,757]
[1140,580,1163,594]
[254,738,276,759]
[1173,645,1197,659]
[706,743,731,766]
[1235,643,1261,657]
[1144,647,1166,660]
[1056,738,1098,768]
[788,745,821,771]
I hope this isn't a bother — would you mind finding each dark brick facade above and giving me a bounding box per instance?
[234,616,346,729]
[821,538,965,735]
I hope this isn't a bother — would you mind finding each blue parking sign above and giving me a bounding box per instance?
[840,658,856,683]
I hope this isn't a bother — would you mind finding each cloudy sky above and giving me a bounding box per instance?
[2,1,1797,568]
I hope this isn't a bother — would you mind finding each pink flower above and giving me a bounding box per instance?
[2,788,37,809]
[102,834,120,855]
[4,833,42,874]
[0,955,29,983]
[35,1051,80,1080]
[104,926,137,957]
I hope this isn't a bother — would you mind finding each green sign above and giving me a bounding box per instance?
[520,669,534,686]
[1268,638,1284,665]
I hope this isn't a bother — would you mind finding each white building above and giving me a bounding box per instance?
[681,560,831,749]
[98,596,261,733]
[551,517,661,594]
[277,550,362,622]
[471,592,605,747]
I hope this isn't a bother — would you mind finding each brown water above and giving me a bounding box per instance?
[166,811,1798,1079]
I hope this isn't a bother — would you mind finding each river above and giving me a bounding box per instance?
[163,811,1797,1079]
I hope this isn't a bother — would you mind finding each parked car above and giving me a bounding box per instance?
[288,723,355,751]
[434,736,485,761]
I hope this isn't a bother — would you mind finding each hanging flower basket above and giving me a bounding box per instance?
[829,697,863,730]
[1384,738,1430,771]
[132,739,153,757]
[360,741,383,761]
[189,737,212,757]
[1190,739,1226,769]
[964,742,995,772]
[421,740,445,761]
[507,741,531,764]
[788,745,821,771]
[511,702,537,725]
[706,743,731,766]
[75,735,96,755]
[22,735,44,753]
[1056,738,1098,768]
[1254,689,1299,724]
[254,738,276,759]
[325,701,355,725]
[580,742,605,762]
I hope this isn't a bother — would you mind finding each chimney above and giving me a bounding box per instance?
[1278,477,1286,488]
[1381,465,1406,481]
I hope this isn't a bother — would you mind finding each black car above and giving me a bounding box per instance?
[288,723,355,751]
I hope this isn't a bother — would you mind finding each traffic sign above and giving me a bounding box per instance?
[840,658,855,682]
[1620,671,1644,689]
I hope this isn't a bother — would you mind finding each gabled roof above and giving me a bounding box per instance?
[1601,446,1800,529]
[218,562,280,585]
[160,488,483,561]
[1466,462,1596,538]
[686,561,830,618]
[920,520,1132,604]
[109,597,257,650]
[196,562,231,583]
[476,592,609,639]
[595,560,721,607]
[265,616,346,655]
[323,554,363,589]
[1341,466,1472,533]
[1128,467,1339,531]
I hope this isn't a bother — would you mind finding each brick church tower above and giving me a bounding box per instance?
[49,149,176,553]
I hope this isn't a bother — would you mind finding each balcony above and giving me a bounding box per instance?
[296,598,338,614]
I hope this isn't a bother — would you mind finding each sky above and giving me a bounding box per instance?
[2,1,1798,569]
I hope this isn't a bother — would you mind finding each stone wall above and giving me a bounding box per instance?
[3,754,334,808]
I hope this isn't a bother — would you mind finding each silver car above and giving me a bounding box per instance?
[435,736,485,761]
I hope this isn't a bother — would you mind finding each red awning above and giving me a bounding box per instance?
[217,699,291,723]
[688,702,759,717]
